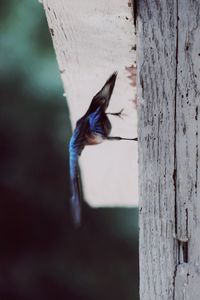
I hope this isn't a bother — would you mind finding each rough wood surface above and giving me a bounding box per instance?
[175,1,200,299]
[40,0,138,207]
[138,0,200,299]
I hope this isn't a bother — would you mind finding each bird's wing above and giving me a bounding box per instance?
[68,125,85,226]
[88,107,104,135]
[85,71,118,115]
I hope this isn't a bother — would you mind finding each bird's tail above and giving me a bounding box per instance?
[70,174,81,227]
[69,151,82,227]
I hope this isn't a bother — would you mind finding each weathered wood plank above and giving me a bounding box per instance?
[41,0,138,207]
[174,1,200,298]
[138,0,200,299]
[138,1,177,299]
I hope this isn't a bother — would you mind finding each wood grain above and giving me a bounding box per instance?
[175,1,200,299]
[138,0,200,299]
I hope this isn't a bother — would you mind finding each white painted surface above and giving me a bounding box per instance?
[41,0,138,206]
[138,1,200,299]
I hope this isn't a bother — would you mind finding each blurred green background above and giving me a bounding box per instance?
[0,1,139,299]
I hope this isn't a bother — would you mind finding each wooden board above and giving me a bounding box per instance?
[41,0,138,206]
[138,1,200,299]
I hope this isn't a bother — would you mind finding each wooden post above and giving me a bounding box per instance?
[137,1,200,299]
[39,0,138,208]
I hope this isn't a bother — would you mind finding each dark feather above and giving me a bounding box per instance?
[85,71,118,115]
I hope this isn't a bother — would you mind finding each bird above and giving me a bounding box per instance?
[69,72,137,226]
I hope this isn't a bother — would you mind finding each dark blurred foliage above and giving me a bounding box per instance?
[0,1,139,299]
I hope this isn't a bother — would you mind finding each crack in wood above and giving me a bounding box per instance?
[177,208,189,263]
[133,0,137,29]
[178,240,188,263]
[195,106,199,193]
[173,0,179,233]
[173,1,179,298]
[173,168,177,235]
[174,0,179,241]
[172,261,178,300]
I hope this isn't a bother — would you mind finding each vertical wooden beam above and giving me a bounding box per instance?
[138,0,200,299]
[174,1,200,299]
[137,1,177,298]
